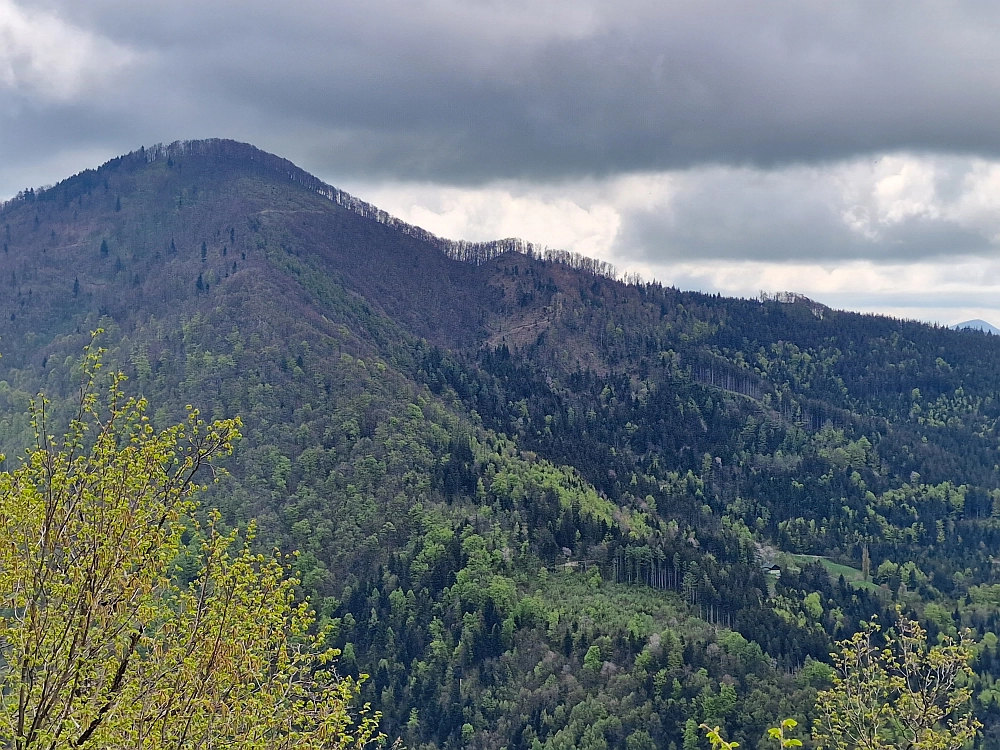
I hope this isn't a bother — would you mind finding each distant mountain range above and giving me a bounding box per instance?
[6,139,1000,748]
[951,318,1000,335]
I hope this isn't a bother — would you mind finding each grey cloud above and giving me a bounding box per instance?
[610,156,1000,263]
[616,192,994,263]
[15,0,1000,185]
[818,291,1000,310]
[11,0,1000,270]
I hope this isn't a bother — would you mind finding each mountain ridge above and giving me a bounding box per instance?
[5,140,1000,749]
[7,137,618,279]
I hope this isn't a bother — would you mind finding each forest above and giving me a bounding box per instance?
[1,139,999,749]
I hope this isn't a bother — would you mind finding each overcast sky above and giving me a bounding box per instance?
[6,1,1000,324]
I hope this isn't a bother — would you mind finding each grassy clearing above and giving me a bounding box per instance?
[788,554,881,592]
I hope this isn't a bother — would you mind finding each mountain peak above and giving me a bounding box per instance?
[951,318,1000,335]
[8,139,621,286]
[108,138,324,188]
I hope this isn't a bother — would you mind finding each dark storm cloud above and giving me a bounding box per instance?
[21,0,1000,183]
[12,0,1000,272]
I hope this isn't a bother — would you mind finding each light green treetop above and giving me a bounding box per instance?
[813,616,979,750]
[0,341,387,749]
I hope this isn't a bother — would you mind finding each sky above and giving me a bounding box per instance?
[5,1,1000,325]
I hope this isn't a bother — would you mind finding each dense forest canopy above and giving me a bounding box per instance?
[2,139,1000,749]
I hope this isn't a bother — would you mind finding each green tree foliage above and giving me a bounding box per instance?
[0,349,383,749]
[707,615,981,750]
[703,719,805,750]
[813,617,980,750]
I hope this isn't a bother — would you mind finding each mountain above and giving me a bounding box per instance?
[952,318,1000,335]
[5,139,1000,749]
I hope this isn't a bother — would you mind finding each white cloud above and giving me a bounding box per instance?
[354,153,1000,265]
[350,180,622,263]
[619,256,1000,326]
[0,0,134,101]
[872,157,940,225]
[948,161,1000,242]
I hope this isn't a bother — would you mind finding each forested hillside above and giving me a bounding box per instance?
[3,139,1000,749]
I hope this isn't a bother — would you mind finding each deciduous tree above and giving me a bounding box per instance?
[813,616,979,750]
[0,345,384,749]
